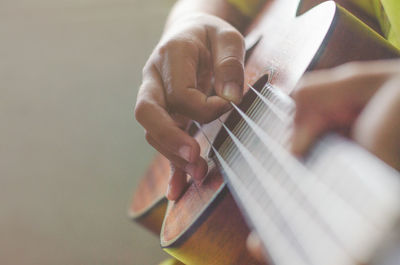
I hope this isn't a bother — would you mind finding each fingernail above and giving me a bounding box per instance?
[185,163,197,179]
[247,232,262,251]
[185,162,207,182]
[178,145,191,162]
[246,232,265,262]
[222,82,241,103]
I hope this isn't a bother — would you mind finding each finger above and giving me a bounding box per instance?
[290,64,382,156]
[145,132,188,169]
[196,43,213,95]
[157,40,231,123]
[185,156,208,182]
[293,61,394,108]
[166,165,188,201]
[170,113,191,130]
[352,76,400,170]
[246,231,267,263]
[146,132,208,181]
[135,67,201,164]
[171,90,232,123]
[291,114,326,157]
[209,28,245,104]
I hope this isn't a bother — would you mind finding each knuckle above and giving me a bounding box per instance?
[157,41,172,56]
[165,90,182,109]
[179,38,198,52]
[155,129,171,145]
[218,55,242,67]
[134,99,151,123]
[158,38,198,56]
[144,131,152,144]
[142,60,154,77]
[219,28,243,44]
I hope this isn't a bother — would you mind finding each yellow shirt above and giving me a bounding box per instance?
[228,0,400,48]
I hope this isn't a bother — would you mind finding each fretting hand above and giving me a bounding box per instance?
[291,60,400,157]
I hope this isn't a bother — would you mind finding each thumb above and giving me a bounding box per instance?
[210,28,245,104]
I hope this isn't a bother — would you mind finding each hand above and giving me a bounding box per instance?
[134,13,245,200]
[291,60,400,156]
[353,75,400,171]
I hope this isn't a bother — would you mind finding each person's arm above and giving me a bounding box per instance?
[135,0,258,201]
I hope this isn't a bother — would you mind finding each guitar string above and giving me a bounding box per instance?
[195,106,352,262]
[244,85,379,220]
[191,82,400,262]
[196,118,358,265]
[249,86,396,228]
[220,102,378,262]
[194,121,312,265]
[242,84,393,226]
[231,84,387,224]
[216,117,355,265]
[231,86,383,258]
[242,84,400,241]
[196,84,390,263]
[243,86,400,258]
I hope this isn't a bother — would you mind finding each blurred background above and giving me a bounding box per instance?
[0,0,175,264]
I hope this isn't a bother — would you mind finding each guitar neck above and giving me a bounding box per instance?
[210,83,400,265]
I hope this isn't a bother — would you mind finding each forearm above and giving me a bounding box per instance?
[165,0,250,33]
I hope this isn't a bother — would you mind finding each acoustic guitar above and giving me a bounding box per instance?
[130,0,400,264]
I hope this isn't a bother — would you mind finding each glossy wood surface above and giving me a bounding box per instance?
[163,187,262,265]
[129,154,170,234]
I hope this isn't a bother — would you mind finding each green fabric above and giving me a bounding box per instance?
[380,0,400,48]
[337,0,399,48]
[228,0,264,17]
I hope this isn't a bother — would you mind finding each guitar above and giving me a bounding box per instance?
[130,0,400,264]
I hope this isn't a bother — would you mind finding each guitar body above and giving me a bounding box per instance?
[130,1,400,264]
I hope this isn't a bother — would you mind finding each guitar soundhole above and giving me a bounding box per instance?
[209,73,270,158]
[187,120,199,137]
